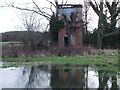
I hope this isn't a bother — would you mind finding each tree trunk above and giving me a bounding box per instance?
[97,22,103,49]
[97,0,104,49]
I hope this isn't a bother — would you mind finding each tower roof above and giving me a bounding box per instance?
[58,4,83,9]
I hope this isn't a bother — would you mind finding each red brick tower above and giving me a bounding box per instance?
[57,4,83,47]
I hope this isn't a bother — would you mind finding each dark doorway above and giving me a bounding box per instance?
[64,37,69,46]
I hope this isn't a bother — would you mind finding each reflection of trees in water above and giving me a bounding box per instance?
[50,65,119,89]
[16,65,51,88]
[15,66,31,88]
[67,69,85,88]
[86,65,99,88]
[84,65,119,89]
[84,65,89,88]
[98,71,118,89]
[98,70,110,89]
[15,65,119,89]
[85,65,119,89]
[111,76,118,89]
[117,76,120,88]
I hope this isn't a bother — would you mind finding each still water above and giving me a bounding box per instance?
[1,64,120,89]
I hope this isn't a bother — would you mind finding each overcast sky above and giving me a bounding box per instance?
[0,0,99,33]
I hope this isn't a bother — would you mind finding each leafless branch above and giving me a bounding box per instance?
[45,24,49,32]
[103,31,119,37]
[64,0,68,5]
[62,0,64,5]
[46,0,56,8]
[117,17,120,21]
[50,3,54,14]
[93,0,98,7]
[32,0,51,20]
[2,0,57,21]
[89,0,100,16]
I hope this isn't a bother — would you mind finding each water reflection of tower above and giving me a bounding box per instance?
[52,65,85,88]
[67,69,84,88]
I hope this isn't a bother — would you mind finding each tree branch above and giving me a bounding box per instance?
[3,0,58,21]
[64,0,68,5]
[105,0,112,15]
[6,3,51,21]
[116,17,120,21]
[89,0,100,16]
[111,8,120,19]
[103,31,119,37]
[46,0,56,8]
[32,0,51,19]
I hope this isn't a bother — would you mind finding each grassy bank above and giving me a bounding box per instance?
[2,54,119,71]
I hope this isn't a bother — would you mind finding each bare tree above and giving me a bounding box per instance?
[89,0,120,49]
[83,0,90,34]
[17,11,41,32]
[16,10,42,49]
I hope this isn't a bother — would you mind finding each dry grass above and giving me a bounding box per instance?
[2,45,119,58]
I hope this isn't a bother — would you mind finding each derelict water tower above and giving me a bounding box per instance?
[56,2,83,47]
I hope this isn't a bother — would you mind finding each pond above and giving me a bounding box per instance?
[1,64,120,89]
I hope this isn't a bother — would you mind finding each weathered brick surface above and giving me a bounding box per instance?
[58,28,66,47]
[58,26,83,47]
[74,28,82,47]
[57,4,83,47]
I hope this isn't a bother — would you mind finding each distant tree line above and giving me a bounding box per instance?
[2,31,51,50]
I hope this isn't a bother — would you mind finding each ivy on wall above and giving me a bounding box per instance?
[49,14,65,44]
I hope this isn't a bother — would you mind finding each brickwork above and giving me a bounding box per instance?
[58,28,67,47]
[57,4,83,47]
[58,26,83,47]
[74,29,82,47]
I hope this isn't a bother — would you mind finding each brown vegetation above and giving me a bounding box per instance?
[2,44,118,58]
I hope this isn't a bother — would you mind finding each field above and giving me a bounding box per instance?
[2,54,119,72]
